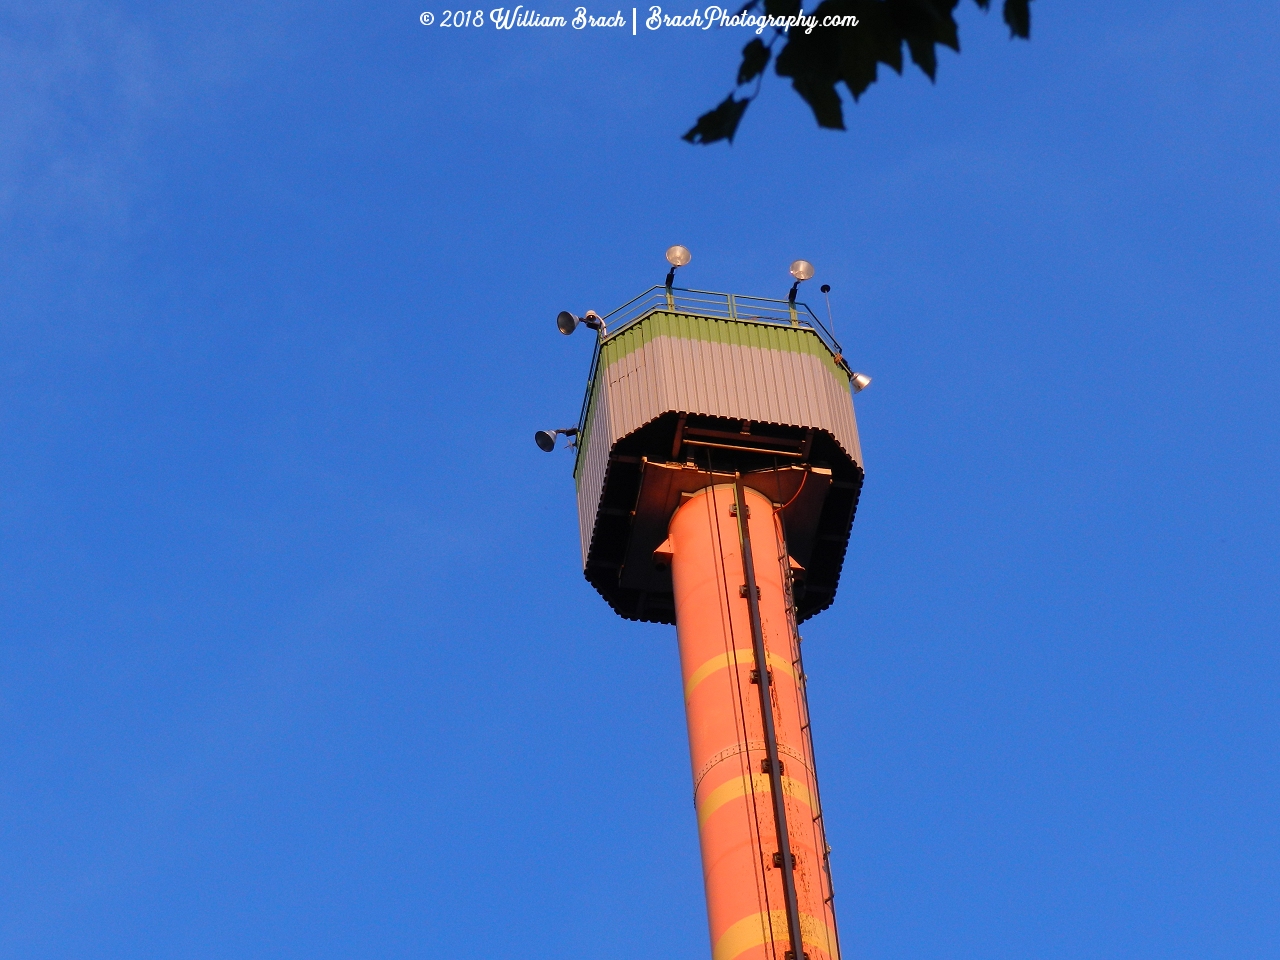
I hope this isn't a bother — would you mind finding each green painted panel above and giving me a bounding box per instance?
[598,312,844,380]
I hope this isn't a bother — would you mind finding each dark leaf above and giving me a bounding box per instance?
[1003,0,1030,38]
[873,0,960,81]
[694,0,1033,141]
[737,39,772,85]
[926,0,961,50]
[775,24,847,129]
[904,35,939,78]
[683,94,752,144]
[891,0,959,48]
[825,0,905,100]
[793,78,846,128]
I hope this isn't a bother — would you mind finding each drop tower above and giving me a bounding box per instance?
[538,248,869,960]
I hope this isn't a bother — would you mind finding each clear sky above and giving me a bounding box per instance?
[1,2,1277,958]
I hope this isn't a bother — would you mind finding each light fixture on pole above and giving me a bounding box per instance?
[850,372,872,393]
[788,259,814,303]
[664,245,692,287]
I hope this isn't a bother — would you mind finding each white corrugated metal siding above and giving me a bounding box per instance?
[575,383,613,565]
[604,334,860,461]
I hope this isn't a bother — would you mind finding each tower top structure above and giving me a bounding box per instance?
[565,283,867,626]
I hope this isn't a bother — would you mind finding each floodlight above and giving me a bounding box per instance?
[665,245,691,286]
[535,427,579,452]
[787,259,815,303]
[557,310,604,336]
[850,372,872,393]
[789,260,814,281]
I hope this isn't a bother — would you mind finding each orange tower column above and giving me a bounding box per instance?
[663,481,841,960]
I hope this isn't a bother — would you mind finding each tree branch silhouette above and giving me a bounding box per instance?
[684,0,1032,145]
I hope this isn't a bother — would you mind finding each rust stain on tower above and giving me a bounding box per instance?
[542,256,868,960]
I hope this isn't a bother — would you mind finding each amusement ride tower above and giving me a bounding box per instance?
[538,248,869,960]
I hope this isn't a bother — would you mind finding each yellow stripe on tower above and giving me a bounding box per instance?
[685,648,797,701]
[713,909,840,960]
[696,772,817,828]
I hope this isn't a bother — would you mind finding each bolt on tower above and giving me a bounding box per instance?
[540,249,868,960]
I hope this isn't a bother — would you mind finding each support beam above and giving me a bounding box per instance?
[733,475,807,960]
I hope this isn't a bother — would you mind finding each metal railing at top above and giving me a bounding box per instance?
[574,285,851,444]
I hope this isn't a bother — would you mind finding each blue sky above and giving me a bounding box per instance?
[1,2,1277,958]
